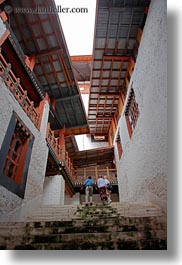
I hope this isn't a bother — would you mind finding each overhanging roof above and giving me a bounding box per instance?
[88,0,150,135]
[71,55,92,82]
[4,0,89,132]
[72,146,114,168]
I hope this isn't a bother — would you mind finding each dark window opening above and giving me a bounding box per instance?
[116,131,123,160]
[3,120,30,185]
[125,88,139,138]
[0,113,34,198]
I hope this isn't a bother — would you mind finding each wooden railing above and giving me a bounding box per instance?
[46,124,118,186]
[46,123,74,177]
[73,167,118,186]
[0,52,40,128]
[136,27,143,44]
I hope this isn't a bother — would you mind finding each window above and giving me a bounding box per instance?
[3,120,30,185]
[0,113,34,198]
[116,131,123,160]
[125,88,139,138]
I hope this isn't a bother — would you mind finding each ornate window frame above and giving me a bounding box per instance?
[0,112,34,198]
[125,88,139,138]
[116,131,123,160]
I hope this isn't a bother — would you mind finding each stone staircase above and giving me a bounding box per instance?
[0,203,167,250]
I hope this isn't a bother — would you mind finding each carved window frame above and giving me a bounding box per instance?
[125,88,139,138]
[0,112,34,198]
[116,131,123,160]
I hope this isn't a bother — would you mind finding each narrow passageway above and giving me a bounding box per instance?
[0,0,167,250]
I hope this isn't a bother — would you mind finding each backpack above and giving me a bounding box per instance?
[106,183,113,191]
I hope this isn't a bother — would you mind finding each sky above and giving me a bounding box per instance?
[55,0,96,56]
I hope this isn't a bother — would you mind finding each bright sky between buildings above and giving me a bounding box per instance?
[55,0,96,56]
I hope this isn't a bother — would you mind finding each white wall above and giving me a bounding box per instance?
[0,16,6,36]
[0,79,49,217]
[115,0,167,210]
[42,175,65,205]
[65,192,80,205]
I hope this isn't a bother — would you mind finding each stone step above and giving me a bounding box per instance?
[0,203,167,250]
[25,205,119,222]
[1,233,166,250]
[0,216,167,241]
[25,203,163,222]
[0,224,167,245]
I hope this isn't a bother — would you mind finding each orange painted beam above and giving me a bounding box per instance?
[103,55,131,61]
[0,11,8,22]
[24,55,36,71]
[71,55,93,62]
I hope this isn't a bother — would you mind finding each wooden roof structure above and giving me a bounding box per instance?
[71,55,92,82]
[88,0,150,136]
[3,0,89,134]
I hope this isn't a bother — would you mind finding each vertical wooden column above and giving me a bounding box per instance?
[106,167,110,180]
[58,127,65,146]
[58,127,65,160]
[95,166,98,182]
[84,168,86,180]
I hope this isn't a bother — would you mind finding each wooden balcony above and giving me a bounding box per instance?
[0,51,40,128]
[46,123,74,178]
[136,27,143,44]
[73,167,118,187]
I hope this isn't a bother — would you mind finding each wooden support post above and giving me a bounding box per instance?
[61,145,65,160]
[84,168,86,180]
[95,166,98,182]
[106,167,110,181]
[46,123,50,140]
[58,128,65,146]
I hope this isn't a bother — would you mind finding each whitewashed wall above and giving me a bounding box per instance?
[0,16,6,36]
[115,0,167,210]
[42,175,65,205]
[0,79,49,217]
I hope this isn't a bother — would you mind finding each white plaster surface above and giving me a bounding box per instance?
[115,0,167,210]
[0,80,49,216]
[64,192,80,206]
[42,175,65,205]
[0,17,6,36]
[40,100,50,138]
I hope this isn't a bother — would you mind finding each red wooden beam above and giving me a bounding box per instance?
[71,55,93,62]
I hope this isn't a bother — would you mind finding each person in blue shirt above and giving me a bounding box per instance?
[83,176,94,206]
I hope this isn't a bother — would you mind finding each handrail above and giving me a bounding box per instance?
[74,167,117,184]
[46,124,74,177]
[0,52,40,128]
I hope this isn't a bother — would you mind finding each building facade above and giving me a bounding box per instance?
[0,0,167,222]
[114,0,167,210]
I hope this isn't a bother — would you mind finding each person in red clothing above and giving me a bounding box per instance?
[97,175,108,205]
[103,175,112,204]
